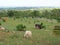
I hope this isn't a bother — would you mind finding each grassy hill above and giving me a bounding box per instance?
[0,17,60,45]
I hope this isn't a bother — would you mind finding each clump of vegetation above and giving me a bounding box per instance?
[53,26,60,35]
[16,24,26,31]
[40,23,45,29]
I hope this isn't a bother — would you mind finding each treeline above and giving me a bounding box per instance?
[0,8,60,22]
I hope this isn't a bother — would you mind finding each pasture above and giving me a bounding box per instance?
[0,17,60,45]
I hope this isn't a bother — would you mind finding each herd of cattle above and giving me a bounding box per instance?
[0,23,44,38]
[0,17,60,39]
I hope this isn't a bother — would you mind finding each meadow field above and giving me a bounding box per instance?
[0,17,60,45]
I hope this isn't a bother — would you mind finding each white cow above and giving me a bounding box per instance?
[24,31,32,38]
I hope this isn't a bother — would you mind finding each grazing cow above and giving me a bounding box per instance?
[24,31,32,38]
[35,24,42,29]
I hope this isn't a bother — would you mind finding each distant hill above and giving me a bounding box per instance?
[0,7,60,10]
[0,7,39,10]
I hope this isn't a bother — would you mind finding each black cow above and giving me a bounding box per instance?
[35,24,42,29]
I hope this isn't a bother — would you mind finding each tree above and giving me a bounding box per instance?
[51,9,60,21]
[31,10,40,17]
[7,10,14,17]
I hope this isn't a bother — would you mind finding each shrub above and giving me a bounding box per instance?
[16,24,26,31]
[40,23,45,29]
[53,26,60,35]
[40,23,43,26]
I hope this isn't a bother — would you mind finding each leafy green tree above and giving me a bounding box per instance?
[7,10,14,17]
[31,10,40,17]
[51,9,60,21]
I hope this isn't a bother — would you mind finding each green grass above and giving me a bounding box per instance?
[0,17,60,45]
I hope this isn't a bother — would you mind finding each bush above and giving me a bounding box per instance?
[40,23,43,26]
[16,24,26,31]
[53,26,60,35]
[40,23,45,29]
